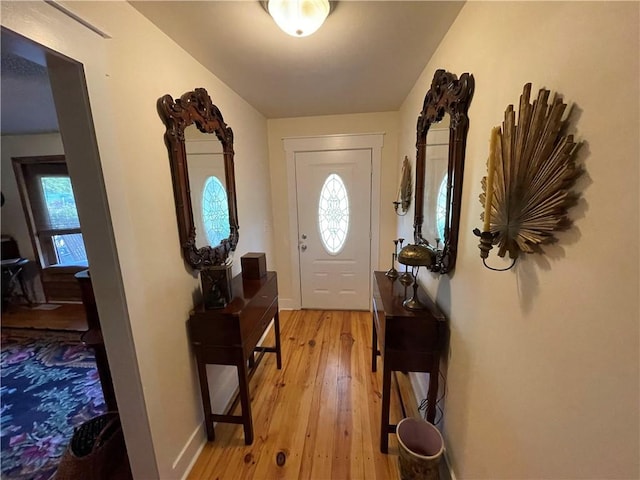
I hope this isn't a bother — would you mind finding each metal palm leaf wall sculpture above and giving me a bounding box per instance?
[475,83,583,269]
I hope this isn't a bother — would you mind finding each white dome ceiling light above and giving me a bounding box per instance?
[266,0,332,37]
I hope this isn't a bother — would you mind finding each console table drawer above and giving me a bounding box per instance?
[239,274,277,340]
[188,315,241,347]
[243,301,278,359]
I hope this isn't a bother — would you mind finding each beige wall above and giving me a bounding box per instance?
[1,2,273,478]
[397,2,639,478]
[267,112,399,306]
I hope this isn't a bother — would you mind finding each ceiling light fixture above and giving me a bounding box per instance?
[266,0,332,37]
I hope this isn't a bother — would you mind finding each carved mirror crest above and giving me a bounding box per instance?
[414,69,474,273]
[158,88,239,270]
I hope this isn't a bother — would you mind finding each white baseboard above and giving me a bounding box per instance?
[176,365,239,478]
[444,452,457,480]
[174,424,206,480]
[408,371,429,405]
[278,298,298,310]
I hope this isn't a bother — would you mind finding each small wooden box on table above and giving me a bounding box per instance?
[188,271,282,444]
[240,252,267,279]
[371,271,447,453]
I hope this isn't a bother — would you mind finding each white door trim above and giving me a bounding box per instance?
[283,133,384,310]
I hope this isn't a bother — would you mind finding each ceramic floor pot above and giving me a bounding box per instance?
[396,417,444,480]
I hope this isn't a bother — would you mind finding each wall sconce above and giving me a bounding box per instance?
[474,83,583,271]
[393,156,412,216]
[265,0,333,37]
[397,243,435,310]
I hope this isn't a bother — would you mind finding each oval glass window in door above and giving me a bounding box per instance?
[436,174,448,242]
[202,176,230,246]
[318,173,349,255]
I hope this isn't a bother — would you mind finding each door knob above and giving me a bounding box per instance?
[301,234,307,240]
[300,244,307,251]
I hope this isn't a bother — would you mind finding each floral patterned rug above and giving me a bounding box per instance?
[1,329,106,480]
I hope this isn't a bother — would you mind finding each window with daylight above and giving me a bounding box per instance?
[202,176,230,246]
[436,174,448,242]
[318,173,349,254]
[12,156,87,268]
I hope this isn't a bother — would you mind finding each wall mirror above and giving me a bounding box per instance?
[158,88,239,270]
[414,69,474,273]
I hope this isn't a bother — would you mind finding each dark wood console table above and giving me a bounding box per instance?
[188,271,282,444]
[371,271,447,453]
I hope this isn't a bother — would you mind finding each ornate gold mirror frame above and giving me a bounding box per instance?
[414,69,474,273]
[158,88,239,270]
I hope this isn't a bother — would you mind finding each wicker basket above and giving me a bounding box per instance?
[54,412,128,480]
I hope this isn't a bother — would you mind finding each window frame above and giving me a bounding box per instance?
[11,155,86,270]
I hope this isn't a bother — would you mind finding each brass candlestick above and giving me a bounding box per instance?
[397,238,414,286]
[385,239,400,279]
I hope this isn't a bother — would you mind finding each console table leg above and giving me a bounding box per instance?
[196,354,215,441]
[274,310,282,370]
[371,316,378,373]
[237,357,254,445]
[380,362,392,453]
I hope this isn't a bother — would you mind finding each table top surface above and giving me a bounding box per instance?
[192,271,277,316]
[373,271,445,321]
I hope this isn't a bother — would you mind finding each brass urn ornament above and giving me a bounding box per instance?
[474,83,583,270]
[397,244,435,310]
[398,243,435,268]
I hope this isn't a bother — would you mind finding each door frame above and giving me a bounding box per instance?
[284,133,384,310]
[1,14,157,478]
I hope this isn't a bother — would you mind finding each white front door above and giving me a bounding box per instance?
[295,149,372,310]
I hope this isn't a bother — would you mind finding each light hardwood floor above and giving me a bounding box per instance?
[188,309,417,480]
[1,303,87,331]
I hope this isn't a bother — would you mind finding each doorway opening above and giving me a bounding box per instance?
[0,26,129,479]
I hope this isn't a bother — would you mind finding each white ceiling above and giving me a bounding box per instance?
[1,32,59,135]
[0,1,463,135]
[130,1,464,118]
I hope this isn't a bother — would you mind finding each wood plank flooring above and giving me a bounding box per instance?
[1,303,87,331]
[188,309,414,480]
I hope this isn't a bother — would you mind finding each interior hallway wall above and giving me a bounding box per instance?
[396,2,639,478]
[267,112,399,308]
[1,2,274,478]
